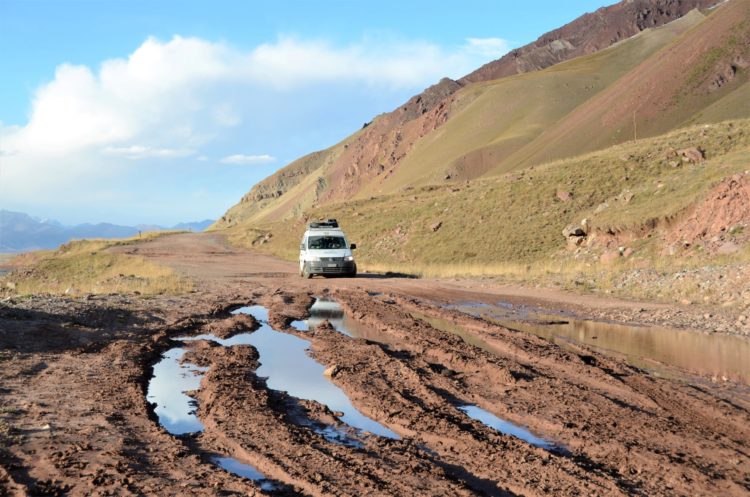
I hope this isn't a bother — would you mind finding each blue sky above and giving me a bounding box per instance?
[0,0,607,225]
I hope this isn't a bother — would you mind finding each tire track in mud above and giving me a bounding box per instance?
[306,289,750,496]
[186,341,482,497]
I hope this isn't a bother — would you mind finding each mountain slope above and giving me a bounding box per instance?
[461,0,720,83]
[214,0,721,228]
[487,0,750,174]
[375,10,707,192]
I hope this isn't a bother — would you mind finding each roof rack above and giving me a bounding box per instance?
[308,219,339,229]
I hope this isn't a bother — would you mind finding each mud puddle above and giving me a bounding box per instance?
[459,405,564,453]
[448,301,750,384]
[147,336,274,488]
[292,297,395,344]
[147,347,208,435]
[181,304,399,441]
[232,305,400,440]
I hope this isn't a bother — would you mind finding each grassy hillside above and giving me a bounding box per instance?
[492,0,750,175]
[215,3,738,227]
[224,119,750,303]
[375,10,707,192]
[0,232,193,297]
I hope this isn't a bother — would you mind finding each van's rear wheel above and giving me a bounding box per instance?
[302,263,313,279]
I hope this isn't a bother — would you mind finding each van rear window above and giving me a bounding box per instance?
[308,236,346,249]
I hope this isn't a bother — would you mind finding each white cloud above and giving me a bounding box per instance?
[0,34,510,215]
[465,37,511,58]
[104,145,194,160]
[220,154,276,165]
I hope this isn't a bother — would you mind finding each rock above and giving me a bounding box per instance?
[323,365,340,378]
[717,241,739,255]
[430,221,443,232]
[622,247,634,258]
[677,147,704,163]
[562,224,585,237]
[668,160,680,168]
[556,190,573,202]
[5,281,16,290]
[622,191,634,204]
[581,218,590,234]
[567,237,584,250]
[595,202,609,213]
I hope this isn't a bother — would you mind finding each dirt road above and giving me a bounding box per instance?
[1,232,749,496]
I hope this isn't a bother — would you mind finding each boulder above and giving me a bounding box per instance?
[562,224,585,237]
[580,218,590,234]
[556,190,573,202]
[430,221,443,232]
[677,147,704,163]
[323,364,340,378]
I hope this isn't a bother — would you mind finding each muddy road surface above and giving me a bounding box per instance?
[1,232,749,496]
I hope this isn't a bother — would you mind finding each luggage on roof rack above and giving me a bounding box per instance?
[308,219,339,229]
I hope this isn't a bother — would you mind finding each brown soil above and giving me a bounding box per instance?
[1,232,749,496]
[668,173,750,250]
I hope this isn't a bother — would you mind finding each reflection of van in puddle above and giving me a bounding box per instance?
[299,219,357,278]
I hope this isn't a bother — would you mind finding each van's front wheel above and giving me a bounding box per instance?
[302,263,313,279]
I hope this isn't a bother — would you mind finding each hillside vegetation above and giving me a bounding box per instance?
[213,0,750,306]
[214,0,747,227]
[1,232,192,297]
[224,119,750,305]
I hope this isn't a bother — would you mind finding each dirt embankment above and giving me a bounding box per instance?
[668,173,750,252]
[2,232,749,496]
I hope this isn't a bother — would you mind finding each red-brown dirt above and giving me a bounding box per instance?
[669,173,750,249]
[1,232,749,496]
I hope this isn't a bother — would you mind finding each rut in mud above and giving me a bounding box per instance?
[2,233,750,496]
[134,289,749,496]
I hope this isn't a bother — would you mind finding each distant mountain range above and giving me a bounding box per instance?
[0,210,212,252]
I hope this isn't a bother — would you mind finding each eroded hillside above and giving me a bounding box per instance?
[214,0,726,228]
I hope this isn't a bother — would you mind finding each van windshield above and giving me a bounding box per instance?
[308,236,346,250]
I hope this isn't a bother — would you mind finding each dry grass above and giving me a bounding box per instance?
[1,232,192,297]
[218,119,750,306]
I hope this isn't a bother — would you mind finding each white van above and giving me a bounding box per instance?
[299,219,357,278]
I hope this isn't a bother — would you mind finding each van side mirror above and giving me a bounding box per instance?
[350,243,357,250]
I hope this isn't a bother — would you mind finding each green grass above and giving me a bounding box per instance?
[374,10,705,193]
[222,119,750,305]
[1,232,193,297]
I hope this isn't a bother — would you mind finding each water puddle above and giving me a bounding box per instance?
[231,305,400,440]
[448,301,750,385]
[459,405,564,453]
[410,311,497,356]
[291,297,395,344]
[147,347,208,435]
[211,456,279,491]
[177,304,399,442]
[147,324,275,488]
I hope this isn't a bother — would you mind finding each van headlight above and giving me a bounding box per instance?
[309,256,321,262]
[345,256,354,261]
